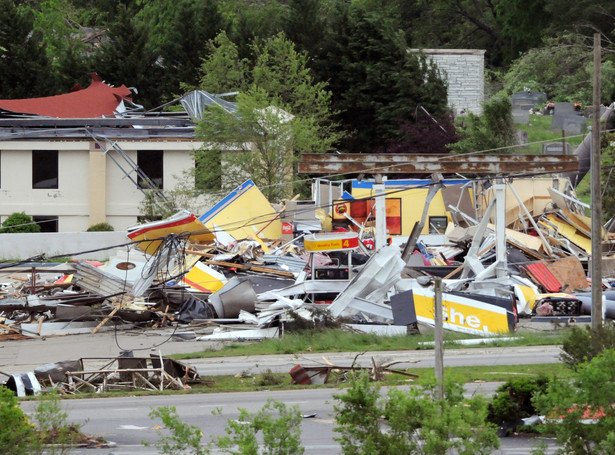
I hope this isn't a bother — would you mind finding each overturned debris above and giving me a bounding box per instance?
[2,354,203,396]
[289,356,419,385]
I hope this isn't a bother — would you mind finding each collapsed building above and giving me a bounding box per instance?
[1,79,615,392]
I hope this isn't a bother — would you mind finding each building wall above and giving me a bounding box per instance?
[416,49,485,116]
[0,139,203,232]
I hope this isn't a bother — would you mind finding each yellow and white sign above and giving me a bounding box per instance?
[412,286,514,335]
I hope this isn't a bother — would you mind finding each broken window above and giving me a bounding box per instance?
[32,215,58,232]
[428,216,448,234]
[32,150,58,189]
[137,150,163,189]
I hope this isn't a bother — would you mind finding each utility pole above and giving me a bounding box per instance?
[434,277,444,400]
[591,33,604,329]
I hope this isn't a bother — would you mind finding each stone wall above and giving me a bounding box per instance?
[415,49,486,116]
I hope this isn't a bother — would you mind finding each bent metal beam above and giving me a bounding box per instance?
[298,153,579,175]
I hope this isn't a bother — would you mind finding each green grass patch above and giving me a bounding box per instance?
[516,114,586,155]
[31,363,570,400]
[170,328,567,361]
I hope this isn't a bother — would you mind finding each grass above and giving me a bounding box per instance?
[516,114,586,155]
[33,363,570,400]
[170,327,568,361]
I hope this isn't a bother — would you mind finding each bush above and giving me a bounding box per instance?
[254,369,283,387]
[0,386,36,455]
[334,372,500,455]
[487,376,551,434]
[148,399,304,455]
[86,222,114,232]
[0,387,89,455]
[560,321,615,370]
[448,96,516,155]
[533,349,615,455]
[0,212,41,233]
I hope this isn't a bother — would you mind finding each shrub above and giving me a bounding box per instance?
[146,406,208,455]
[0,212,41,233]
[86,222,114,232]
[533,349,615,455]
[148,399,304,455]
[487,376,551,435]
[0,386,36,455]
[334,372,499,455]
[448,96,516,155]
[254,368,283,387]
[560,321,615,370]
[0,387,89,455]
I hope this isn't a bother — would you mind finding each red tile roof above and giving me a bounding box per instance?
[0,73,132,118]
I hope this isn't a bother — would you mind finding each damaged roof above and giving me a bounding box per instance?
[0,73,132,118]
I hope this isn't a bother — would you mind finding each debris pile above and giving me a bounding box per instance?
[1,175,615,351]
[2,354,202,397]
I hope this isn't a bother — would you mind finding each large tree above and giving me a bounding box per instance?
[0,0,56,99]
[137,0,226,99]
[31,0,90,92]
[94,5,163,108]
[314,2,448,154]
[195,32,339,201]
[502,33,615,105]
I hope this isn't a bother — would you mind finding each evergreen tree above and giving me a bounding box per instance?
[138,0,226,99]
[0,0,57,99]
[315,3,448,154]
[94,5,162,108]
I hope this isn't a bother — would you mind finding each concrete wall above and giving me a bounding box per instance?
[0,231,130,261]
[416,49,486,116]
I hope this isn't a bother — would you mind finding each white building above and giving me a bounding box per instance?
[0,119,202,232]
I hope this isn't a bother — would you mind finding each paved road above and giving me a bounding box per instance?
[187,345,563,376]
[21,386,559,455]
[6,332,564,454]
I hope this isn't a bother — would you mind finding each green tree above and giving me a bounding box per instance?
[137,0,225,98]
[314,2,448,153]
[449,96,516,154]
[0,212,41,233]
[197,89,297,201]
[0,0,56,99]
[220,0,288,61]
[334,372,500,455]
[533,349,615,455]
[94,5,163,108]
[502,33,615,105]
[199,31,248,94]
[195,32,339,201]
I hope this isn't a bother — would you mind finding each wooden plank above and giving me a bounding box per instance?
[545,257,589,292]
[183,249,295,278]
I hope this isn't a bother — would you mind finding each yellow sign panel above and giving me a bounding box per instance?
[200,180,281,241]
[412,288,512,335]
[304,233,360,252]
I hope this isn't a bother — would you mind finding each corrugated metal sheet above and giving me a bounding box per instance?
[261,254,307,274]
[523,262,562,293]
[72,261,128,296]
